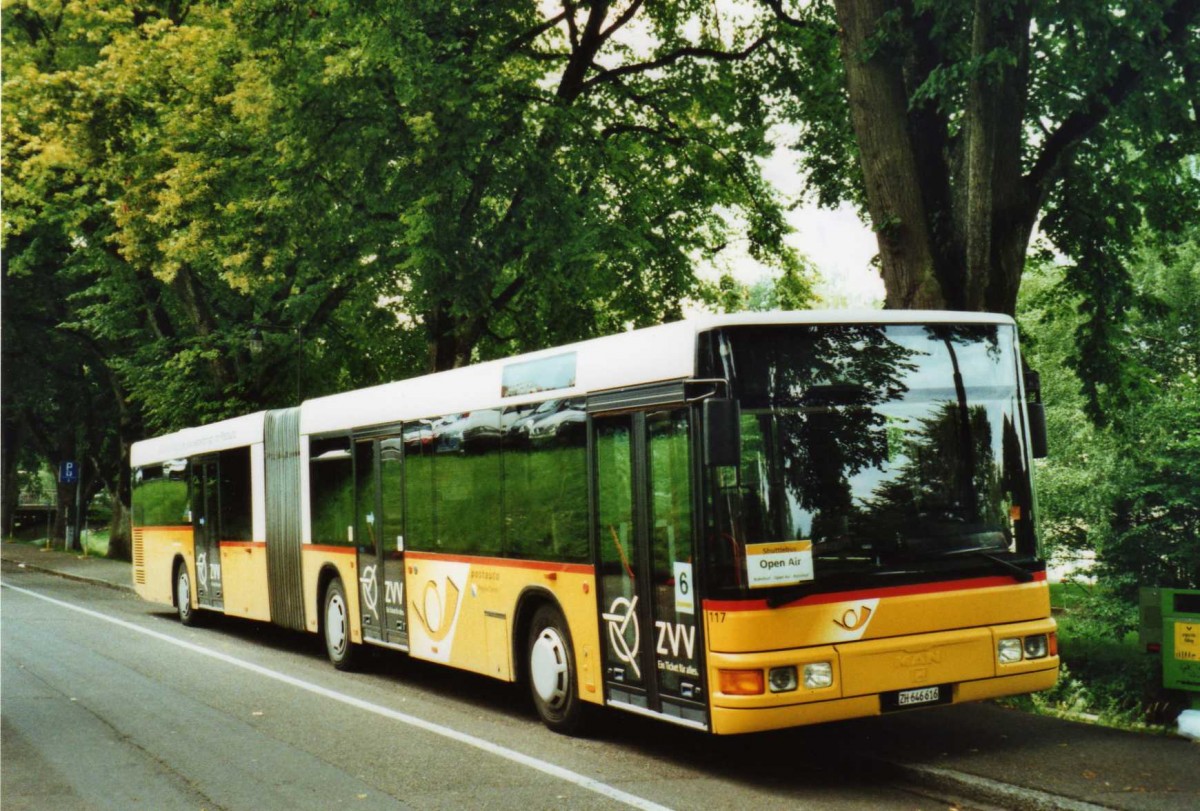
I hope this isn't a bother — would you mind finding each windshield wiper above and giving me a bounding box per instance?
[940,547,1034,582]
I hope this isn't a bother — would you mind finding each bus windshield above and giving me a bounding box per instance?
[700,323,1037,598]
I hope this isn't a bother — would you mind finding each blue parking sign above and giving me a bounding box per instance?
[59,461,79,484]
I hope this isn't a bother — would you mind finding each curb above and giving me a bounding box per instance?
[886,761,1114,811]
[1,557,134,594]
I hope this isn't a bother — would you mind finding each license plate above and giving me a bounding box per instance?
[897,686,941,707]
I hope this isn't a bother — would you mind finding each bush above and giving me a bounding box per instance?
[1021,591,1176,727]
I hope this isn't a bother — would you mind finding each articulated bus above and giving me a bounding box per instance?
[130,311,1059,735]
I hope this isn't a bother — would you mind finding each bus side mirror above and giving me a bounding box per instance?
[1027,402,1049,459]
[1024,370,1048,459]
[704,398,741,467]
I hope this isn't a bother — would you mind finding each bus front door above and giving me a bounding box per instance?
[594,410,707,730]
[190,458,223,610]
[355,437,408,649]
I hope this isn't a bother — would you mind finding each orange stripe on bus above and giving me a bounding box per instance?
[405,551,593,575]
[702,570,1046,612]
[219,541,266,549]
[303,545,356,555]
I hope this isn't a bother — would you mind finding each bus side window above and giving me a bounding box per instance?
[310,437,354,546]
[403,423,435,550]
[218,446,252,542]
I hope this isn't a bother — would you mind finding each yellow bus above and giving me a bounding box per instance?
[130,311,1058,735]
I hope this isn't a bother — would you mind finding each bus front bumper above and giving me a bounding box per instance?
[709,667,1058,734]
[706,619,1060,735]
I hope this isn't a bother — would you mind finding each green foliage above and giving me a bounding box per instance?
[1020,603,1165,727]
[1020,224,1200,608]
[3,1,814,548]
[4,1,811,424]
[1008,221,1199,731]
[770,0,1199,314]
[711,262,816,314]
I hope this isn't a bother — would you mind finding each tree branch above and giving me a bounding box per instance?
[503,10,567,54]
[599,0,645,44]
[564,0,581,51]
[1027,0,1200,200]
[580,36,770,92]
[600,122,686,147]
[760,0,813,28]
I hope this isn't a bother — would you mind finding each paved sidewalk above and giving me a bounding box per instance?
[3,538,1197,810]
[1,539,133,591]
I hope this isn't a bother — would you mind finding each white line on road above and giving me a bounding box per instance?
[2,580,673,811]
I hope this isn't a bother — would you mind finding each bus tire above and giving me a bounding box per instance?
[322,576,359,671]
[175,561,198,627]
[527,604,584,735]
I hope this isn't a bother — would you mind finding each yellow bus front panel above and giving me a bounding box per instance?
[704,575,1059,734]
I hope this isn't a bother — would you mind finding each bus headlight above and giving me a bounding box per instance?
[803,662,833,689]
[768,666,798,693]
[1023,634,1049,659]
[998,637,1023,663]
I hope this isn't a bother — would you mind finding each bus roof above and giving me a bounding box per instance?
[298,310,1013,437]
[131,410,266,468]
[131,310,1015,460]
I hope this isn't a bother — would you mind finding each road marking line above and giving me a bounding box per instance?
[2,581,673,811]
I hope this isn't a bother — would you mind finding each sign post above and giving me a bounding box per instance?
[58,461,81,552]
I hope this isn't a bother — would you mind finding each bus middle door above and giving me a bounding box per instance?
[354,437,408,649]
[594,409,706,729]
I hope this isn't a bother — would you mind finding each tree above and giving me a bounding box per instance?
[768,0,1200,315]
[231,0,812,370]
[1019,227,1200,611]
[4,1,817,555]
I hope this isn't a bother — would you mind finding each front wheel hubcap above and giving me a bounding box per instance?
[530,627,569,709]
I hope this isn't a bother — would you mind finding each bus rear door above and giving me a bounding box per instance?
[190,457,223,610]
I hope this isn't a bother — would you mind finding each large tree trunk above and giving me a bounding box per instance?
[833,0,1037,315]
[107,474,132,561]
[833,0,947,310]
[1,419,21,538]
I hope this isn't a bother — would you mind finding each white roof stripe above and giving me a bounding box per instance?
[131,310,1016,456]
[131,411,266,467]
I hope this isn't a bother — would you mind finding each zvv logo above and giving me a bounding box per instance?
[359,564,379,615]
[655,621,696,660]
[602,596,641,679]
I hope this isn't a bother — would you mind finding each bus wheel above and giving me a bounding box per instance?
[175,562,198,627]
[323,577,359,671]
[527,604,584,734]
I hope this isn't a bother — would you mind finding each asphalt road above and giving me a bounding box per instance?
[2,567,962,811]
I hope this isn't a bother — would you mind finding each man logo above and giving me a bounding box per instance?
[411,576,461,642]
